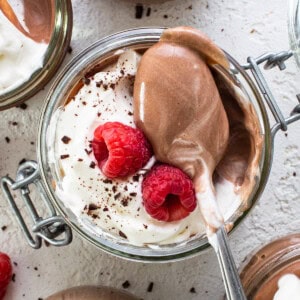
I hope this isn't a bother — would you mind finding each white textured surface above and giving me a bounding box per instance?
[0,0,299,299]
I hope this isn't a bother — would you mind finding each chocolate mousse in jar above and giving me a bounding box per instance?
[0,0,72,110]
[1,21,299,263]
[240,233,300,299]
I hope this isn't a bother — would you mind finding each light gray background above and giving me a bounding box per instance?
[1,0,299,299]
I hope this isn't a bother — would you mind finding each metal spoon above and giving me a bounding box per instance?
[210,226,247,300]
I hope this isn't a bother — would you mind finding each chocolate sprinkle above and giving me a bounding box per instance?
[122,280,130,289]
[190,287,196,293]
[5,137,10,143]
[61,136,71,144]
[60,154,70,159]
[1,226,7,231]
[12,273,16,282]
[147,282,154,292]
[135,4,144,19]
[129,192,137,197]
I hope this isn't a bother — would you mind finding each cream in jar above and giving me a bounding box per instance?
[47,27,262,247]
[0,0,53,94]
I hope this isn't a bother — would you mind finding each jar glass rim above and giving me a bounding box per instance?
[38,27,273,262]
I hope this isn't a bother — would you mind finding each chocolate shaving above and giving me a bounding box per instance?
[129,192,137,197]
[84,148,92,155]
[122,280,130,288]
[103,179,113,184]
[12,273,16,282]
[119,231,127,239]
[60,154,70,159]
[114,193,121,200]
[88,203,98,210]
[89,161,96,169]
[19,158,27,165]
[17,103,28,110]
[5,137,10,143]
[1,226,7,231]
[147,282,154,292]
[135,4,144,19]
[82,76,91,85]
[121,199,128,207]
[190,287,196,293]
[61,136,71,144]
[132,174,140,182]
[146,7,151,17]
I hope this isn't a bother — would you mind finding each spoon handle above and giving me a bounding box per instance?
[214,226,247,300]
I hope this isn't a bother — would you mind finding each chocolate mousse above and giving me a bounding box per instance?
[0,0,54,43]
[134,26,262,232]
[46,286,139,300]
[49,27,263,247]
[240,233,300,300]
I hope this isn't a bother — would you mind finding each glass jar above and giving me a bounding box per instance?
[0,0,72,110]
[240,233,300,299]
[1,27,299,262]
[289,0,300,67]
[39,28,271,260]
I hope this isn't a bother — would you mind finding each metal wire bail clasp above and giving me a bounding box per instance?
[243,50,300,136]
[0,160,72,249]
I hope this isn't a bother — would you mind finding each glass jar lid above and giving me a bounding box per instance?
[288,0,300,67]
[0,0,72,110]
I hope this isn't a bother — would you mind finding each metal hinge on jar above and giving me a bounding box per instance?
[241,50,300,136]
[0,160,72,248]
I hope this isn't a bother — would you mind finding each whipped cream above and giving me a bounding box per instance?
[47,50,242,246]
[0,10,47,94]
[274,274,300,300]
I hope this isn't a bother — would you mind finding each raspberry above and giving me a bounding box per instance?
[0,252,12,299]
[92,122,152,178]
[142,164,197,222]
